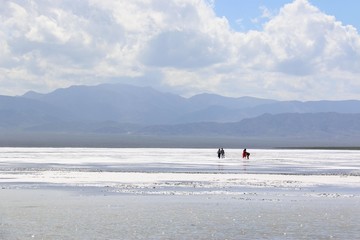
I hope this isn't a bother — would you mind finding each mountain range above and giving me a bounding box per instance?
[1,83,360,147]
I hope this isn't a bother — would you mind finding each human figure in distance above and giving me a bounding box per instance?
[221,148,225,158]
[243,149,250,159]
[217,148,221,159]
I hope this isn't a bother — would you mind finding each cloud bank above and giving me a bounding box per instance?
[0,0,360,100]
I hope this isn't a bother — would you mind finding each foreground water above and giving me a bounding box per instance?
[1,148,360,239]
[1,189,359,240]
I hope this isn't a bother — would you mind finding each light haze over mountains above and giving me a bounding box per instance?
[1,83,360,148]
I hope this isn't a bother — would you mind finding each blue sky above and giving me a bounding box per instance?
[1,0,360,100]
[214,0,360,32]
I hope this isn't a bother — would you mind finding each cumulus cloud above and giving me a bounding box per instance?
[0,0,359,100]
[262,0,360,75]
[140,30,228,69]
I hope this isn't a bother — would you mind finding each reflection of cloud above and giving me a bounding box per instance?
[0,0,359,100]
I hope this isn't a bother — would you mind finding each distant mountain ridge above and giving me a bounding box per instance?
[20,83,360,124]
[1,83,360,147]
[136,112,360,137]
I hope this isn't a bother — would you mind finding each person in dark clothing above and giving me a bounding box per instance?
[217,148,221,159]
[221,148,225,158]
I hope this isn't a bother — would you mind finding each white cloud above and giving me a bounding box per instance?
[251,5,273,25]
[0,0,359,100]
[262,0,360,75]
[140,30,228,68]
[226,0,360,99]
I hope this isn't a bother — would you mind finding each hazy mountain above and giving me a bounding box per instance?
[246,100,360,116]
[187,93,276,109]
[23,84,190,124]
[0,83,360,147]
[231,112,360,137]
[137,112,360,138]
[21,83,280,124]
[0,95,69,129]
[20,83,360,126]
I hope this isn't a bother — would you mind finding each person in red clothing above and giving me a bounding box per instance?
[243,149,250,159]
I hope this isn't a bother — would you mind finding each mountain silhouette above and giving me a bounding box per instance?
[1,83,360,147]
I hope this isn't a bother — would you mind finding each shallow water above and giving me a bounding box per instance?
[1,148,360,239]
[1,148,360,175]
[1,189,360,240]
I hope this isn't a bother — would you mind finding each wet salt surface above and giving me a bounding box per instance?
[1,188,360,240]
[1,148,360,175]
[0,189,360,239]
[1,148,359,195]
[1,148,360,239]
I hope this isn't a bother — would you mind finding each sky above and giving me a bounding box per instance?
[1,0,360,100]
